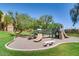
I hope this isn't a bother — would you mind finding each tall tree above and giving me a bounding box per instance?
[70,3,79,26]
[0,10,3,30]
[39,15,54,29]
[0,10,3,22]
[15,13,32,34]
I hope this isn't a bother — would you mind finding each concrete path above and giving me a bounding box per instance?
[5,37,79,51]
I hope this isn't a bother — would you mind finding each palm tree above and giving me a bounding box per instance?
[70,3,79,26]
[0,10,3,21]
[0,10,3,30]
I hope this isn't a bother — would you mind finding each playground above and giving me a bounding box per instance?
[5,28,71,51]
[5,36,79,51]
[0,3,79,56]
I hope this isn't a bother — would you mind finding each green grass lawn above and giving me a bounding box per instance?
[9,31,32,36]
[0,31,79,56]
[0,31,10,38]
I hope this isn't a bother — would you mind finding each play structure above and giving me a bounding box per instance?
[28,27,69,42]
[59,29,69,39]
[33,33,43,42]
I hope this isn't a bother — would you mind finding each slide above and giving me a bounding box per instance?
[63,31,69,38]
[34,34,43,42]
[59,31,69,39]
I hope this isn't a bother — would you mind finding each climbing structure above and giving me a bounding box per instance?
[33,28,69,39]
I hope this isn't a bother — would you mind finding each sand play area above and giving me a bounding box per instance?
[5,36,79,51]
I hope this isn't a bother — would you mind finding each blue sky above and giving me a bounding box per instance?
[0,3,79,29]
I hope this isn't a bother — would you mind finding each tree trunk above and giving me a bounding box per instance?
[5,23,8,31]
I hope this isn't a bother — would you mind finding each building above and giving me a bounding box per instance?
[1,12,14,32]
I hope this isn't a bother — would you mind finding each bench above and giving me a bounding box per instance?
[43,40,55,47]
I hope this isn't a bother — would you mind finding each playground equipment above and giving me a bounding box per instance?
[28,30,38,40]
[59,29,69,39]
[33,34,43,42]
[41,28,60,38]
[28,27,69,41]
[42,28,69,39]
